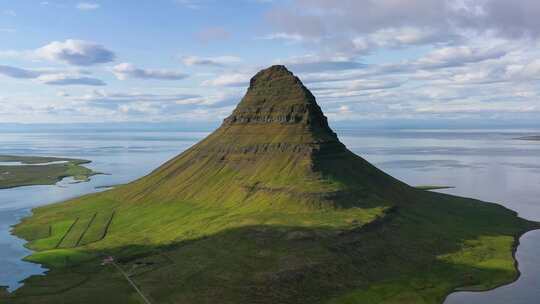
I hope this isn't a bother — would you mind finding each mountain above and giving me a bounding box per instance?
[119,65,409,211]
[4,66,538,304]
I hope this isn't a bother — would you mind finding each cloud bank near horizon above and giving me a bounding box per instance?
[1,0,540,125]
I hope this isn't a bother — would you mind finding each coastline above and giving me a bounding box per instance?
[514,136,540,141]
[0,158,100,292]
[0,157,100,190]
[8,190,538,301]
[441,226,540,303]
[0,172,102,190]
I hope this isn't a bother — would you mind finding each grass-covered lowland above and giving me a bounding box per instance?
[0,155,98,189]
[2,66,538,304]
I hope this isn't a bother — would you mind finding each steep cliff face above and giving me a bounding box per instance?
[224,65,334,135]
[120,65,409,210]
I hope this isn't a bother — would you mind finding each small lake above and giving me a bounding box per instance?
[0,128,539,301]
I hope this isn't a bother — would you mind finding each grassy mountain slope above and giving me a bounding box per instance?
[3,66,538,304]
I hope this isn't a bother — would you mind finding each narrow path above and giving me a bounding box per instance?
[112,262,152,304]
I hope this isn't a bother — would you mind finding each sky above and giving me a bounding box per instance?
[1,0,540,127]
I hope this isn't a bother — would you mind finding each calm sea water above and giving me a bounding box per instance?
[0,129,538,301]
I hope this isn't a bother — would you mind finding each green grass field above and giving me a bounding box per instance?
[3,177,536,304]
[0,155,98,189]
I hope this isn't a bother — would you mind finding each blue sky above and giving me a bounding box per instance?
[1,0,540,127]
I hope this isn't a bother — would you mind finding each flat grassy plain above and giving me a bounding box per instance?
[0,155,98,189]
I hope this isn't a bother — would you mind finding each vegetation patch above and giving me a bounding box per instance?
[0,155,99,189]
[80,211,116,246]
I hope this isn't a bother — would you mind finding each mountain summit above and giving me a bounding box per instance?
[225,65,334,136]
[125,65,407,210]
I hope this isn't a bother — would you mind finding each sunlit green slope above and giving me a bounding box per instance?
[3,66,537,304]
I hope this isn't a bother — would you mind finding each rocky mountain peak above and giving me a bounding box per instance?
[223,66,334,137]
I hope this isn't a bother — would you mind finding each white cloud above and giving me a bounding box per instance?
[35,39,115,66]
[0,64,106,86]
[175,0,273,10]
[337,105,352,115]
[4,1,540,123]
[60,89,238,122]
[346,79,403,91]
[3,10,16,17]
[37,74,106,86]
[268,0,540,58]
[417,45,508,68]
[258,32,308,43]
[507,59,540,79]
[174,92,242,107]
[373,27,437,45]
[202,73,251,87]
[112,63,189,80]
[352,27,445,53]
[415,102,539,114]
[174,0,204,9]
[117,102,163,115]
[0,65,40,79]
[278,54,365,73]
[0,50,23,58]
[76,2,100,10]
[181,55,242,67]
[77,90,200,104]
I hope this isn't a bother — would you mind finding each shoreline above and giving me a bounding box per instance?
[514,136,540,141]
[441,227,540,303]
[1,207,47,294]
[0,157,100,292]
[0,172,103,190]
[9,192,539,300]
[0,156,100,190]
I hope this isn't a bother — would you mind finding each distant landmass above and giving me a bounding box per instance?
[415,185,455,191]
[3,66,538,304]
[515,135,540,141]
[0,155,98,189]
